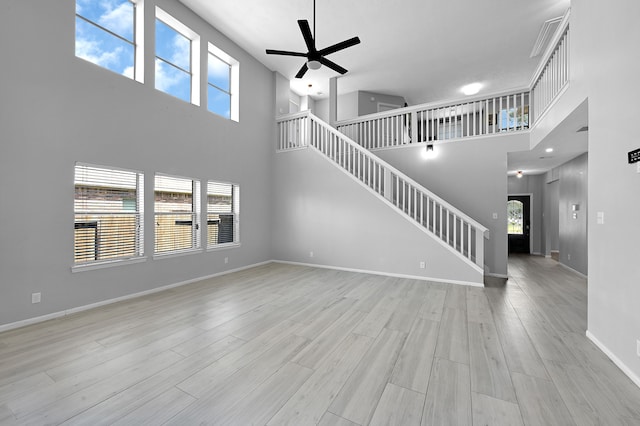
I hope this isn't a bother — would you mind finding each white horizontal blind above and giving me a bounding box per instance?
[74,163,144,265]
[207,181,239,248]
[154,174,200,254]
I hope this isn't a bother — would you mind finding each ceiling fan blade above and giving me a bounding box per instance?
[295,63,309,79]
[318,57,348,75]
[318,36,361,56]
[298,20,316,52]
[265,49,307,57]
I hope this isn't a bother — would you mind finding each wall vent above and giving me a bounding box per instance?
[530,16,563,58]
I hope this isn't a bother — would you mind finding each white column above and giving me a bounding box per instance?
[329,76,338,128]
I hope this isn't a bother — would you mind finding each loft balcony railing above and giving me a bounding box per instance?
[335,9,571,150]
[337,90,530,150]
[276,111,489,272]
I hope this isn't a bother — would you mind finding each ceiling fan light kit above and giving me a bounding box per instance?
[265,0,361,78]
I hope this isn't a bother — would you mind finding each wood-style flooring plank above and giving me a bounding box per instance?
[422,358,471,426]
[492,316,549,379]
[466,287,494,324]
[60,335,244,426]
[471,392,524,426]
[328,328,406,425]
[268,333,373,426]
[511,372,576,426]
[369,383,424,426]
[317,412,359,426]
[435,308,469,365]
[168,334,309,424]
[418,287,447,321]
[468,322,517,403]
[213,362,313,426]
[109,387,196,426]
[292,308,367,369]
[390,318,439,393]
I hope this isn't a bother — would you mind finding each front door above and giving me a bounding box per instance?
[508,195,531,253]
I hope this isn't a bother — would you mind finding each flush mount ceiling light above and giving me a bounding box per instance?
[545,147,554,153]
[461,83,482,96]
[516,170,523,178]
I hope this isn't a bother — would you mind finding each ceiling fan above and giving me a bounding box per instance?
[265,0,361,79]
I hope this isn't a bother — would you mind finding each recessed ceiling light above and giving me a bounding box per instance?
[545,148,554,153]
[461,83,482,96]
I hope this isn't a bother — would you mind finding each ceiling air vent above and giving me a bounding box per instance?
[576,126,589,133]
[530,16,563,58]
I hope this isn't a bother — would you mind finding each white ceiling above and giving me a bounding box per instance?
[179,0,584,175]
[179,0,570,104]
[508,100,588,176]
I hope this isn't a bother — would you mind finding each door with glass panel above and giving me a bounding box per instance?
[508,195,530,253]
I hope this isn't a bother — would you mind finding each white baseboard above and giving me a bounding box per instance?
[559,262,588,279]
[273,260,484,287]
[586,330,640,390]
[0,261,272,334]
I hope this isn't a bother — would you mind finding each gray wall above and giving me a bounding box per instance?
[358,91,407,116]
[544,179,559,256]
[576,0,640,380]
[376,133,530,277]
[272,148,483,285]
[508,174,545,255]
[558,153,588,275]
[0,0,275,327]
[316,90,407,123]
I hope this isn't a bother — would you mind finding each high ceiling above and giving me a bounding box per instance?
[179,0,570,105]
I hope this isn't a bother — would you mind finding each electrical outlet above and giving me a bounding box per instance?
[637,339,640,357]
[567,253,571,260]
[224,257,228,264]
[31,293,41,304]
[419,261,426,269]
[309,251,314,258]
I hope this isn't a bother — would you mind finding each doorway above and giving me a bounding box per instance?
[508,195,531,253]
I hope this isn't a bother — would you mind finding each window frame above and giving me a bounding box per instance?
[208,42,239,122]
[75,0,145,83]
[155,6,200,105]
[72,162,146,272]
[206,180,240,250]
[153,173,202,258]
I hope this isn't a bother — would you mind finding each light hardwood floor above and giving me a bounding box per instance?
[1,256,640,425]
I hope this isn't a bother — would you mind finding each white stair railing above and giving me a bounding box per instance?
[530,10,571,121]
[277,111,488,271]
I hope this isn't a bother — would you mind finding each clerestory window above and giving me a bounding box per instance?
[75,0,144,82]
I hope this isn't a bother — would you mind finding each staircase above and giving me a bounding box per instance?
[276,111,489,274]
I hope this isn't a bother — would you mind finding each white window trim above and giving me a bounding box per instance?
[72,256,147,273]
[73,162,145,269]
[153,172,202,256]
[134,0,145,83]
[155,6,200,106]
[206,180,240,249]
[208,42,239,121]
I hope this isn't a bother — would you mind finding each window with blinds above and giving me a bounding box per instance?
[74,163,144,265]
[207,181,239,248]
[155,174,201,255]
